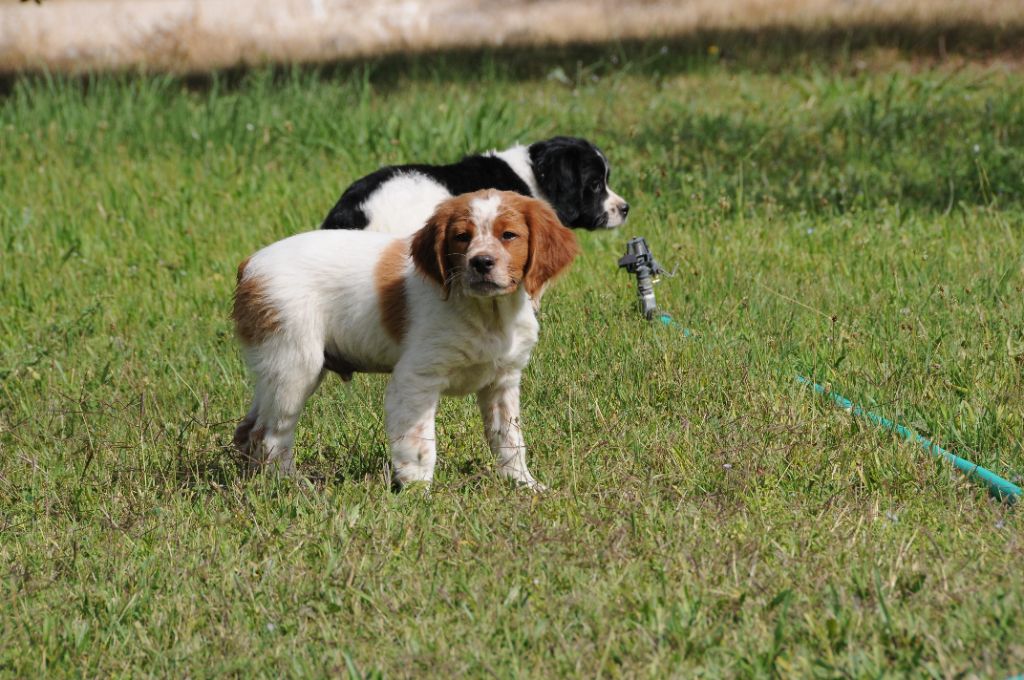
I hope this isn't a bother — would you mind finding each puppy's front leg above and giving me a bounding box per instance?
[385,370,443,488]
[477,374,545,490]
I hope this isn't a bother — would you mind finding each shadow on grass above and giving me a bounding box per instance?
[307,442,389,488]
[172,442,247,489]
[298,21,1024,89]
[170,440,390,490]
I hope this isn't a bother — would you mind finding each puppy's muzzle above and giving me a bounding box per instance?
[464,253,510,295]
[604,190,630,228]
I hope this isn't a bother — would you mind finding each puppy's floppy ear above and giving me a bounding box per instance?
[411,202,451,295]
[521,197,579,299]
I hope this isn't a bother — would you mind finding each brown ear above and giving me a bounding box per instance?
[522,198,579,298]
[411,203,451,294]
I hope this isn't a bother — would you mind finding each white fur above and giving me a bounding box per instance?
[470,193,502,225]
[596,148,629,228]
[358,171,452,235]
[488,145,542,198]
[603,187,629,228]
[236,199,548,489]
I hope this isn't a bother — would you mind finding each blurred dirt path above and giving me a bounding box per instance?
[1,0,1020,73]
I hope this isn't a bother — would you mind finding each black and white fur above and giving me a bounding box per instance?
[320,136,629,234]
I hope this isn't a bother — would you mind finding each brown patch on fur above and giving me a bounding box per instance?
[243,425,267,470]
[506,194,580,298]
[233,411,258,450]
[233,415,266,471]
[411,190,577,300]
[411,193,477,295]
[232,257,280,345]
[492,202,531,290]
[411,203,450,291]
[235,256,250,284]
[374,239,409,343]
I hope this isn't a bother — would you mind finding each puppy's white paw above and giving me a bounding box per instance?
[527,479,549,493]
[505,475,547,492]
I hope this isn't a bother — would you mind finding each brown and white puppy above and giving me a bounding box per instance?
[232,189,578,489]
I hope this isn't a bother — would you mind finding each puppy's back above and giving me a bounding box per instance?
[234,230,403,349]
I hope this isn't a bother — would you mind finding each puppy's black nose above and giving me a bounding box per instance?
[620,202,630,218]
[470,255,495,274]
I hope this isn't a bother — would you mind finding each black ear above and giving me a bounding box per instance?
[530,141,581,227]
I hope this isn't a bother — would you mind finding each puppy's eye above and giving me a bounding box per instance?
[502,231,519,241]
[453,232,471,243]
[590,181,603,192]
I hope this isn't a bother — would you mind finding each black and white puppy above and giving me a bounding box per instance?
[320,136,629,234]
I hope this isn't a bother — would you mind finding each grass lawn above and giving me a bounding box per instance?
[1,42,1023,676]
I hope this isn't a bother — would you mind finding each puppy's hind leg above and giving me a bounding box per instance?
[240,346,324,476]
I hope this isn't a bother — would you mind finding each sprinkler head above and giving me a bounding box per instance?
[618,236,666,320]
